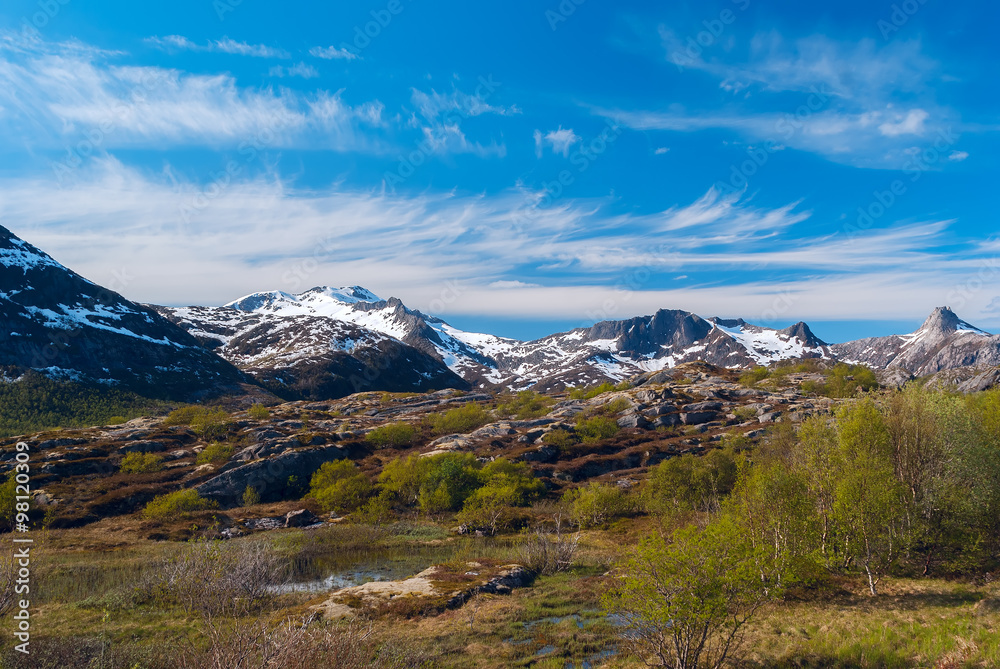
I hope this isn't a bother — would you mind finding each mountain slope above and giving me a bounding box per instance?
[0,225,246,400]
[831,307,1000,376]
[159,299,469,399]
[178,286,832,391]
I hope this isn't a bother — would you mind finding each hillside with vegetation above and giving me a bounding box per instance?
[1,360,999,668]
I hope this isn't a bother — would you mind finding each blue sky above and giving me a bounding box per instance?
[0,0,997,343]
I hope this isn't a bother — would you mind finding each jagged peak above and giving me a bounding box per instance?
[779,321,827,346]
[916,307,986,336]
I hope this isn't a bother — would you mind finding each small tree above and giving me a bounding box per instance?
[605,516,782,669]
[309,460,372,514]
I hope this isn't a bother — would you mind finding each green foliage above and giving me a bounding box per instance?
[142,489,217,518]
[247,404,270,420]
[378,453,542,518]
[425,403,493,435]
[604,515,783,669]
[0,373,162,437]
[645,447,738,515]
[119,452,164,474]
[366,422,418,449]
[568,382,616,400]
[541,429,577,449]
[564,482,633,528]
[733,405,758,422]
[241,486,261,507]
[600,397,631,415]
[195,442,235,465]
[804,363,880,398]
[493,390,554,420]
[0,473,16,531]
[163,405,233,440]
[574,415,619,442]
[309,460,372,513]
[739,366,771,387]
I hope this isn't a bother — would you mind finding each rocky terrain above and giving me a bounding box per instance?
[0,361,834,536]
[832,306,1000,379]
[0,225,249,401]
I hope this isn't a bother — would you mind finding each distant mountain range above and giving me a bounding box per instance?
[2,224,999,400]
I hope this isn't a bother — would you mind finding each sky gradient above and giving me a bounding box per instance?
[0,0,997,343]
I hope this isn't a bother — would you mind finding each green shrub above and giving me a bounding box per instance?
[143,489,217,518]
[644,447,738,514]
[542,429,578,449]
[564,482,633,528]
[119,452,164,474]
[575,415,619,442]
[106,416,127,425]
[425,403,493,435]
[247,404,270,420]
[309,460,372,513]
[366,422,418,449]
[568,382,616,400]
[494,391,554,420]
[0,474,17,530]
[196,442,235,465]
[739,366,771,387]
[601,397,631,415]
[241,486,261,507]
[379,452,482,514]
[164,406,233,440]
[733,405,758,422]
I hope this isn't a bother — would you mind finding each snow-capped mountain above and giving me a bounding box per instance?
[0,225,245,399]
[169,286,832,391]
[831,307,1000,376]
[158,294,469,399]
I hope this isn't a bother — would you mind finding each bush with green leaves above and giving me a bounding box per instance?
[802,363,879,398]
[119,452,165,474]
[542,429,577,449]
[568,382,616,400]
[196,442,235,465]
[454,459,545,533]
[645,447,738,515]
[143,489,217,519]
[309,460,373,513]
[425,403,493,435]
[366,422,418,449]
[575,415,619,442]
[494,391,554,420]
[163,405,233,440]
[0,474,17,531]
[739,366,771,387]
[604,515,784,669]
[564,482,633,529]
[247,404,270,420]
[242,486,261,507]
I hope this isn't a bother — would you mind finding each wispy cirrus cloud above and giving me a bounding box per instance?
[406,84,518,157]
[611,33,960,168]
[146,35,290,59]
[0,35,384,151]
[1,158,993,328]
[309,45,360,61]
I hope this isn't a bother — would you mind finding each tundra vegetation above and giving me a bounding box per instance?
[1,365,999,668]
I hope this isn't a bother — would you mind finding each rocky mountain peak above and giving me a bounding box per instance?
[917,306,983,335]
[779,321,827,347]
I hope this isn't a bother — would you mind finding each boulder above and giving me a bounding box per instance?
[195,445,346,506]
[284,509,321,528]
[119,441,166,454]
[681,411,717,425]
[617,413,650,429]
